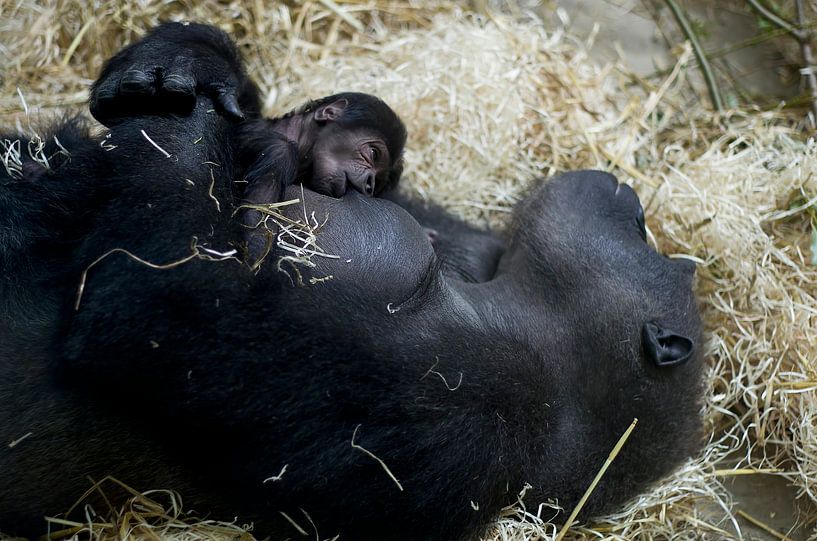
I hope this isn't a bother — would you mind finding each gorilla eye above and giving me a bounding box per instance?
[635,207,647,241]
[369,146,380,161]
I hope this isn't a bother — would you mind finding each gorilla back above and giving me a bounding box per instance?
[0,26,704,541]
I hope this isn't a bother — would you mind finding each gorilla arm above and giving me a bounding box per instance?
[238,123,299,202]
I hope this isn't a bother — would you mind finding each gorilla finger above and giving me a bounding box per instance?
[119,68,158,96]
[90,79,120,121]
[159,73,196,114]
[91,79,119,110]
[161,56,196,96]
[217,91,244,121]
[93,78,119,102]
[161,73,196,96]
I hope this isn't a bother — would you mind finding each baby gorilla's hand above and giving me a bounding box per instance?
[90,23,256,126]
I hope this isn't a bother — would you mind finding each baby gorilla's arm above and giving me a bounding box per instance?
[238,120,299,205]
[236,120,301,266]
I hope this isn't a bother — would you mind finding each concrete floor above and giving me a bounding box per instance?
[554,0,799,107]
[724,473,808,540]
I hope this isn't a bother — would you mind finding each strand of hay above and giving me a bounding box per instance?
[2,1,816,539]
[28,476,252,541]
[555,418,639,541]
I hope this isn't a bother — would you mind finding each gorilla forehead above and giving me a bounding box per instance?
[504,171,694,299]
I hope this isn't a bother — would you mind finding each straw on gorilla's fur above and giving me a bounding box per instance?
[1,2,815,539]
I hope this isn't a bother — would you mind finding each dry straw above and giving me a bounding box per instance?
[1,1,816,540]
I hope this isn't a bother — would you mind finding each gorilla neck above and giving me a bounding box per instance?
[447,275,561,349]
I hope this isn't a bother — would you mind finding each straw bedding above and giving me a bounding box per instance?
[1,1,815,539]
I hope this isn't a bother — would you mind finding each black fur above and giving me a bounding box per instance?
[236,92,407,200]
[0,23,705,541]
[300,91,407,192]
[90,22,262,125]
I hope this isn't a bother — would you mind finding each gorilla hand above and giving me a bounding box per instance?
[90,22,260,126]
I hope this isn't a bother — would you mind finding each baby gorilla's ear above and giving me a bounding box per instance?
[642,322,695,367]
[314,99,349,122]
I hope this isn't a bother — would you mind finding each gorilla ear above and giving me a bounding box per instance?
[642,322,695,367]
[315,99,349,122]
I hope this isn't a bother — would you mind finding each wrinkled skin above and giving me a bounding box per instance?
[305,123,391,197]
[0,24,704,541]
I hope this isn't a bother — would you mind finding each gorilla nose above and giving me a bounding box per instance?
[349,172,376,197]
[360,173,375,196]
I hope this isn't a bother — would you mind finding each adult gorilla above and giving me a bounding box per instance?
[0,23,704,540]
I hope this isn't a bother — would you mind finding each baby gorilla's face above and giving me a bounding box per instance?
[303,124,391,198]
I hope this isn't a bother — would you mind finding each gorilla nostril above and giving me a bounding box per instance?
[365,175,375,196]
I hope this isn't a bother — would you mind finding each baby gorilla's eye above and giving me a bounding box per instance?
[369,146,380,161]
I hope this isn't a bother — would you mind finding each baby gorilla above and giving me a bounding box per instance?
[86,23,405,201]
[237,93,407,202]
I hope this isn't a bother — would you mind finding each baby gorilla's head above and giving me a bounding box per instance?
[293,92,406,197]
[305,124,390,197]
